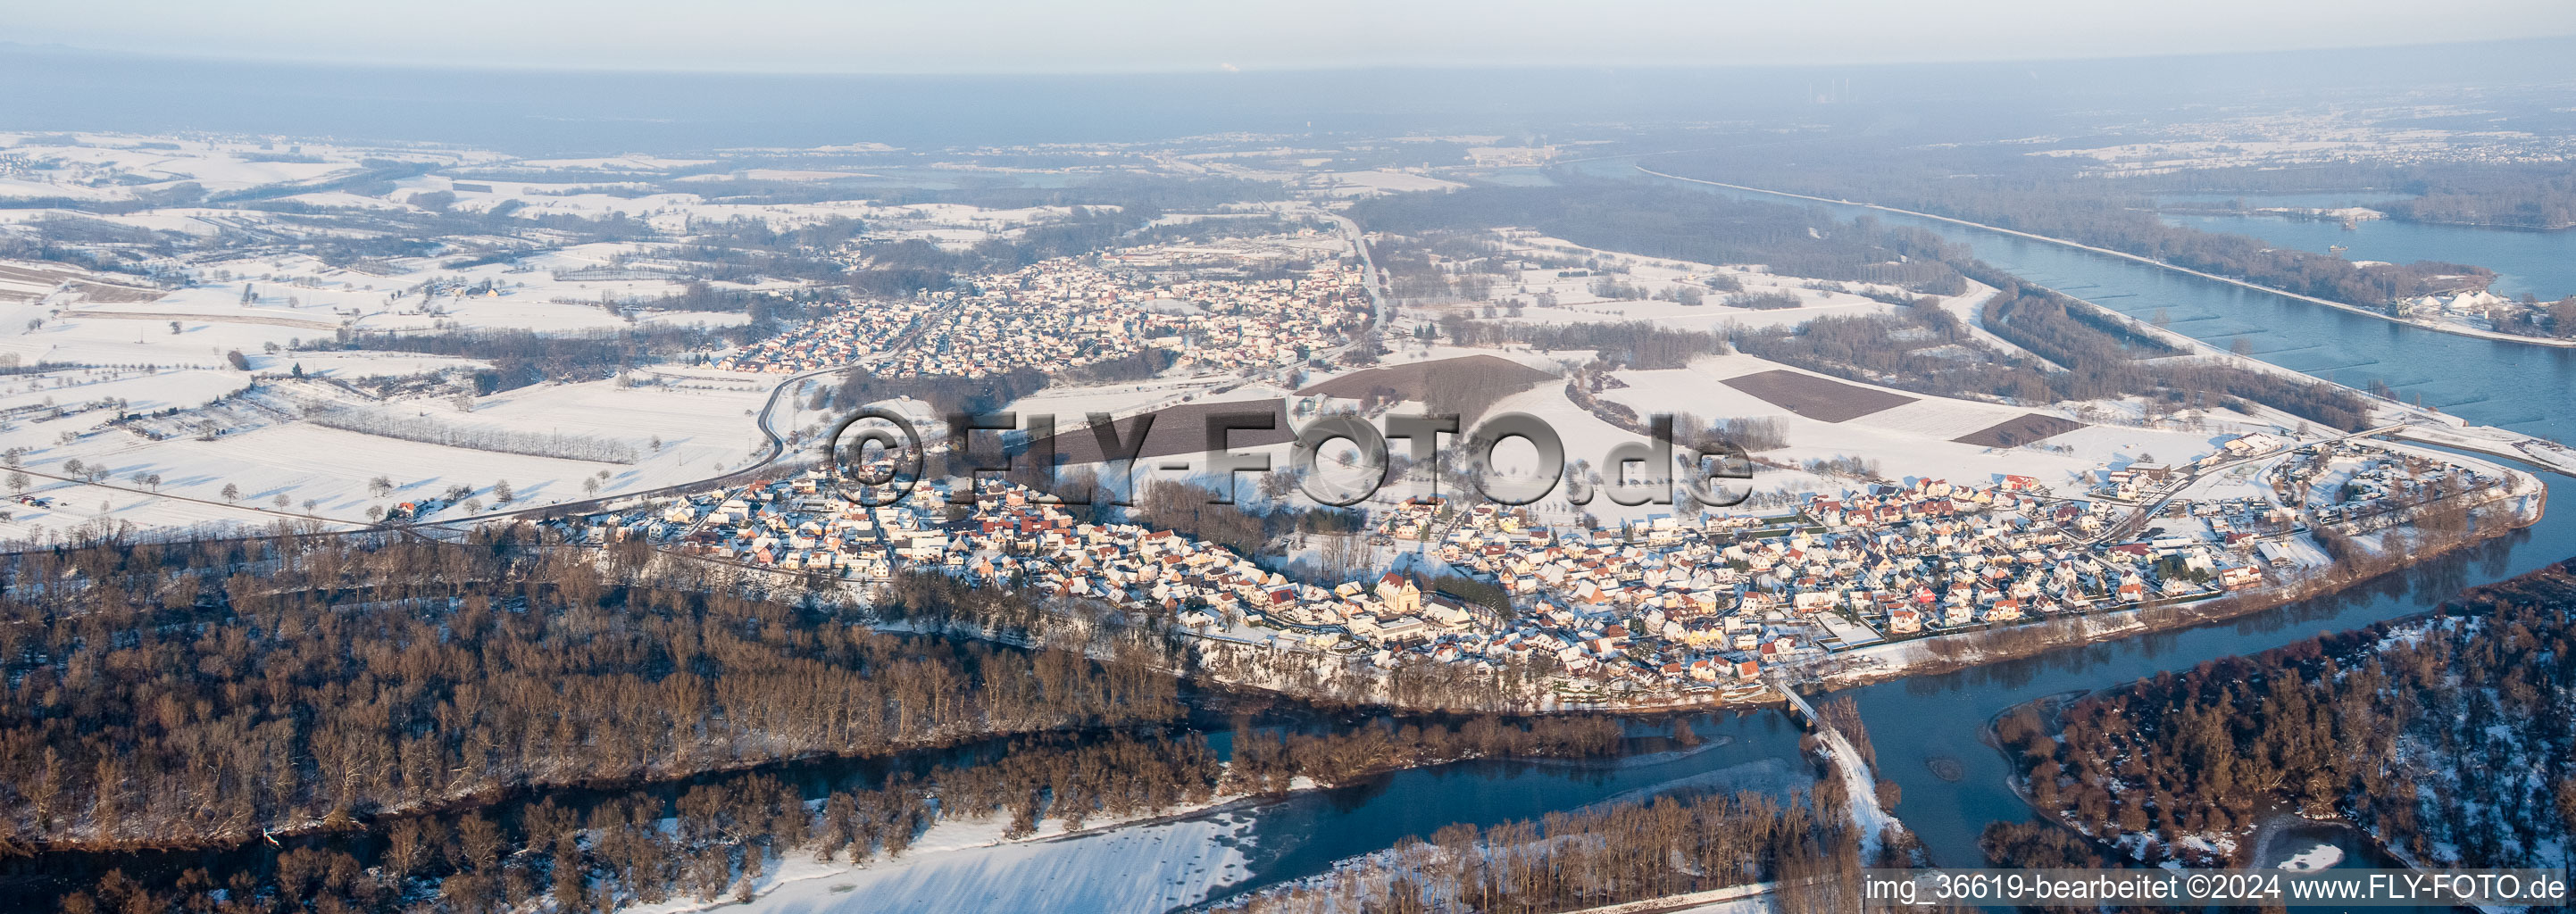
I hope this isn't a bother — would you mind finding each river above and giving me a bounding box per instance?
[2157,204,2576,303]
[1046,167,2576,908]
[1603,163,2576,888]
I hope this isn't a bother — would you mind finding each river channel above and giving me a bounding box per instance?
[1616,162,2576,899]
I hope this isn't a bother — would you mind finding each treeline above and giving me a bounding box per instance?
[1643,155,2494,306]
[1440,319,1730,370]
[2380,179,2576,229]
[846,221,1111,297]
[36,713,1639,913]
[0,221,165,276]
[2490,295,2576,340]
[2144,162,2576,231]
[1227,715,1624,792]
[0,532,1183,853]
[821,362,1051,421]
[1222,786,1862,914]
[1067,346,1179,385]
[1730,269,2372,431]
[1732,303,2055,403]
[301,405,641,463]
[1726,290,1802,310]
[621,278,774,312]
[650,216,870,282]
[313,323,767,392]
[670,172,1282,214]
[1349,180,1970,295]
[1131,478,1358,559]
[843,195,1263,297]
[1997,559,2576,869]
[1972,275,2373,430]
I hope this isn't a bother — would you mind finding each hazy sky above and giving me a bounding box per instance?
[18,0,2576,73]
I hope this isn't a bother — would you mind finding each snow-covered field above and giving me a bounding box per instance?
[0,374,771,540]
[637,808,1258,914]
[1597,353,2244,491]
[1001,374,1248,425]
[1447,233,1913,334]
[1324,170,1468,195]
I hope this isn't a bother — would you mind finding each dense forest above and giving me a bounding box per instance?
[1994,559,2576,870]
[28,703,1629,913]
[1348,181,1970,295]
[2378,178,2576,229]
[1726,269,2373,431]
[0,531,1183,854]
[2125,161,2576,231]
[0,500,1675,914]
[1642,154,2503,308]
[1975,279,2375,431]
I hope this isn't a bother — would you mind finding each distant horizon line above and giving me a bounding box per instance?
[9,33,2576,80]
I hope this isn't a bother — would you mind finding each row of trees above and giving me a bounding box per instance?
[300,405,640,463]
[315,323,763,393]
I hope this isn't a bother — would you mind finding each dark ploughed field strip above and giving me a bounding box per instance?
[1032,398,1294,465]
[1719,370,1916,422]
[1953,413,2088,447]
[1297,354,1555,400]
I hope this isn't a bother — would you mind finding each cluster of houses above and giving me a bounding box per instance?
[604,454,2404,698]
[706,299,937,374]
[1392,475,2242,647]
[706,255,1369,379]
[2089,433,2295,502]
[2271,439,2502,526]
[2395,288,2563,332]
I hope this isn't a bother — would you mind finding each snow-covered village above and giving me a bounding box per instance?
[9,26,2576,910]
[580,428,2522,705]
